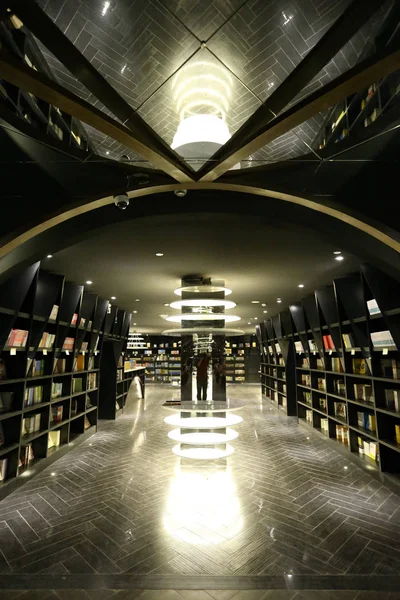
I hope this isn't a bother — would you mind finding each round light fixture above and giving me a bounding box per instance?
[277,298,282,303]
[111,296,116,300]
[262,303,266,307]
[174,285,232,296]
[298,284,304,288]
[172,445,235,460]
[251,300,260,304]
[164,414,243,428]
[169,299,236,309]
[133,310,137,313]
[135,298,140,301]
[333,251,342,255]
[263,310,267,313]
[162,327,244,336]
[165,314,240,322]
[86,280,93,285]
[47,254,53,258]
[156,253,164,257]
[335,256,344,261]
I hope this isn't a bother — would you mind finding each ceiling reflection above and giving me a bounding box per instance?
[163,464,243,545]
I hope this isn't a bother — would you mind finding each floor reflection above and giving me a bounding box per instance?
[163,463,243,545]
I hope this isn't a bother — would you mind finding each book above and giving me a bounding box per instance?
[62,337,75,351]
[371,331,396,349]
[22,414,41,435]
[367,299,380,315]
[381,359,400,380]
[38,332,55,349]
[0,458,7,481]
[48,430,60,448]
[395,424,400,444]
[72,378,83,393]
[308,339,318,352]
[53,358,66,374]
[353,358,368,375]
[319,398,327,412]
[332,358,344,373]
[6,328,29,348]
[306,410,313,424]
[342,333,354,349]
[84,416,91,429]
[333,380,345,397]
[334,402,346,419]
[71,313,78,326]
[353,383,373,403]
[323,335,334,350]
[24,386,43,407]
[51,382,63,399]
[49,304,59,321]
[317,378,326,391]
[321,418,329,435]
[51,406,63,423]
[19,444,34,467]
[74,354,85,372]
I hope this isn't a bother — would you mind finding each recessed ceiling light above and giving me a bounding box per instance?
[86,280,93,285]
[135,298,140,301]
[111,296,116,300]
[263,310,268,313]
[164,303,169,306]
[262,303,266,307]
[251,300,259,304]
[46,254,53,258]
[106,151,110,155]
[335,256,344,261]
[333,251,342,255]
[247,322,251,325]
[133,310,137,313]
[298,284,304,288]
[156,253,164,257]
[277,298,282,303]
[133,322,137,326]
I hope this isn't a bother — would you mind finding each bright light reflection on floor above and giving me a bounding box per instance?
[164,414,243,428]
[172,444,235,459]
[168,428,238,444]
[163,467,243,544]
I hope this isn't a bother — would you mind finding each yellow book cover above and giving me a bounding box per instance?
[395,424,400,444]
[353,358,367,375]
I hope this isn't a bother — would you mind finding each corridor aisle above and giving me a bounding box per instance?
[0,384,399,594]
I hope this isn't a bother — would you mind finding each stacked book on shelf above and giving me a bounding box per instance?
[24,386,43,407]
[342,333,355,349]
[6,329,28,348]
[354,383,373,403]
[336,425,349,445]
[51,405,63,423]
[323,335,335,350]
[384,389,400,412]
[371,331,396,349]
[334,401,346,420]
[38,332,55,349]
[51,382,63,399]
[358,437,379,461]
[87,373,97,390]
[357,411,376,432]
[22,414,41,436]
[62,337,75,351]
[54,358,66,374]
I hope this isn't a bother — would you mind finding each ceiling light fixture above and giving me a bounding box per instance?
[334,251,342,255]
[170,299,236,309]
[277,298,282,303]
[86,280,93,285]
[46,254,53,258]
[106,151,110,155]
[298,284,304,288]
[251,301,259,304]
[133,322,137,326]
[263,310,268,313]
[261,303,266,307]
[174,285,232,296]
[156,253,164,257]
[133,310,137,313]
[111,296,116,300]
[335,256,344,261]
[135,298,140,301]
[165,314,240,323]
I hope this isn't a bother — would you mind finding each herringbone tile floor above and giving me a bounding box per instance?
[0,385,399,581]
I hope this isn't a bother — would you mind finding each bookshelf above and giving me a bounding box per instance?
[0,263,132,499]
[0,19,94,154]
[225,337,259,383]
[260,264,400,480]
[129,337,181,386]
[314,11,400,153]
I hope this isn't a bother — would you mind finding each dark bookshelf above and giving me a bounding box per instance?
[0,262,129,499]
[260,264,400,481]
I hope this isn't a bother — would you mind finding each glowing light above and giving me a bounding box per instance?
[168,428,238,445]
[334,251,342,255]
[163,468,242,544]
[156,253,164,257]
[46,254,53,258]
[165,314,240,322]
[164,414,243,428]
[86,280,93,285]
[173,74,232,100]
[121,64,127,74]
[171,114,231,148]
[172,444,235,459]
[102,1,110,16]
[176,87,230,114]
[298,284,304,288]
[174,285,232,296]
[162,327,244,336]
[335,256,344,261]
[169,299,236,309]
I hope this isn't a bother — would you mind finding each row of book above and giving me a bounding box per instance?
[357,411,376,432]
[22,414,41,436]
[51,406,63,423]
[353,383,373,403]
[24,386,43,406]
[6,329,29,348]
[72,378,83,393]
[334,401,346,419]
[336,424,349,445]
[358,437,378,461]
[384,389,400,412]
[88,373,97,389]
[333,380,345,397]
[51,382,63,399]
[38,332,55,349]
[31,359,45,377]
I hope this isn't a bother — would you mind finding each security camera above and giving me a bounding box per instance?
[174,189,187,198]
[114,193,129,210]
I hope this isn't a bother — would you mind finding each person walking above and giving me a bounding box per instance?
[196,352,210,401]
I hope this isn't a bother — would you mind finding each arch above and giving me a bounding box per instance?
[1,182,399,259]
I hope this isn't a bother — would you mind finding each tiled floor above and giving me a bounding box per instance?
[0,384,399,596]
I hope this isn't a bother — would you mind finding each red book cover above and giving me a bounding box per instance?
[328,335,335,350]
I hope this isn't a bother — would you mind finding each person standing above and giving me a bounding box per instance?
[196,352,210,401]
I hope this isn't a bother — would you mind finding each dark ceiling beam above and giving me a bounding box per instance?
[199,45,400,182]
[0,51,194,182]
[196,0,386,181]
[6,0,195,182]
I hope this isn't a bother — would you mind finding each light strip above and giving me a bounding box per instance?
[174,285,232,296]
[165,314,240,322]
[173,74,232,100]
[162,327,244,336]
[168,428,238,445]
[172,444,235,459]
[169,299,236,309]
[164,414,243,428]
